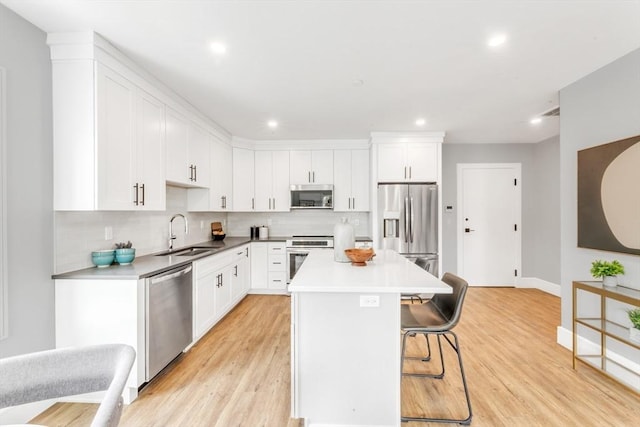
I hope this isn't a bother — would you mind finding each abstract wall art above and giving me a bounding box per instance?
[577,135,640,255]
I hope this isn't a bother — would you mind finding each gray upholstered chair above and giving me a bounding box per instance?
[400,272,472,425]
[0,344,135,427]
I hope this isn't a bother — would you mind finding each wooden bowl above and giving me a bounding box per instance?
[344,248,375,266]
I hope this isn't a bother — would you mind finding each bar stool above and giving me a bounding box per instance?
[400,272,472,425]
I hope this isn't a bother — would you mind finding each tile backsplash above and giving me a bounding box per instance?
[226,211,371,237]
[54,186,226,274]
[55,186,372,274]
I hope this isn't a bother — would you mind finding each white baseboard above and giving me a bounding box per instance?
[557,326,640,387]
[516,277,560,297]
[0,400,54,425]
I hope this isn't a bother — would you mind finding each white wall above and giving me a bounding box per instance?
[0,5,55,357]
[559,47,640,330]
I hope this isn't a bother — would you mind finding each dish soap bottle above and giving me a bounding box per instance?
[334,217,355,262]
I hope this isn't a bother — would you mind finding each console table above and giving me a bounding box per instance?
[572,281,640,393]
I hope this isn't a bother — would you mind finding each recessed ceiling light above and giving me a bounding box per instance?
[210,41,227,55]
[415,118,426,126]
[530,117,542,125]
[487,33,507,47]
[267,120,278,129]
[352,79,364,87]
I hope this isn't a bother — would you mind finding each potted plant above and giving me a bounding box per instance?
[628,308,640,343]
[590,259,624,287]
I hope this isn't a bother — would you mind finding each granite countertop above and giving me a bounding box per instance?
[53,235,374,280]
[288,249,450,294]
[52,236,287,280]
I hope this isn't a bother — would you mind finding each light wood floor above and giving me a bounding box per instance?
[31,289,640,426]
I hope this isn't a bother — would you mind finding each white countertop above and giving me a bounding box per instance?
[288,249,451,294]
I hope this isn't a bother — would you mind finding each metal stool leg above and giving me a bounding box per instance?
[401,331,473,425]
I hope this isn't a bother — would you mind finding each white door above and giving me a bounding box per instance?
[457,163,521,286]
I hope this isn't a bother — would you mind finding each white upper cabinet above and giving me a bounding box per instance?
[133,90,166,210]
[53,60,166,211]
[165,107,190,185]
[254,151,290,212]
[290,150,333,184]
[333,149,370,212]
[377,142,439,183]
[165,108,210,188]
[232,147,255,211]
[188,123,211,187]
[209,137,233,211]
[95,65,136,210]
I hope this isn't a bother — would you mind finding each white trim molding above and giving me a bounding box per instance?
[557,326,640,388]
[516,277,561,297]
[0,66,7,341]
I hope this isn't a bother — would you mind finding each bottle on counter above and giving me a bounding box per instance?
[334,217,355,262]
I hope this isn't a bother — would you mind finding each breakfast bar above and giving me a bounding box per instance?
[288,249,451,427]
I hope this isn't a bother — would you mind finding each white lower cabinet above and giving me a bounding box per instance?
[250,241,287,294]
[55,279,145,404]
[193,245,251,342]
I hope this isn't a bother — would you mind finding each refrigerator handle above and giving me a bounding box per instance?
[409,197,414,243]
[404,196,410,243]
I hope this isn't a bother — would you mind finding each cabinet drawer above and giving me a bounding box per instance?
[268,254,286,271]
[268,271,287,289]
[268,243,286,254]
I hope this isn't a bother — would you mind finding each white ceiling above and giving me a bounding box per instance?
[2,0,640,144]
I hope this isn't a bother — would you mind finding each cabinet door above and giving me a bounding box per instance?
[290,150,312,184]
[311,150,334,184]
[214,268,232,316]
[231,248,250,302]
[194,269,216,340]
[377,144,405,182]
[351,149,370,211]
[271,151,290,211]
[333,150,352,211]
[407,143,438,182]
[188,123,210,187]
[165,107,190,185]
[254,151,273,211]
[96,65,136,210]
[232,147,255,211]
[250,242,268,289]
[210,137,232,211]
[135,90,166,211]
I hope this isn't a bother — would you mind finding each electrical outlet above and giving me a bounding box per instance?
[360,295,380,307]
[353,218,360,226]
[200,220,204,230]
[222,219,226,227]
[267,218,272,226]
[104,226,113,240]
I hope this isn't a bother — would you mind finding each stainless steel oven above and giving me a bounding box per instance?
[286,236,334,283]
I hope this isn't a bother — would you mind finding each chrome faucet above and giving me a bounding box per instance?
[169,214,188,250]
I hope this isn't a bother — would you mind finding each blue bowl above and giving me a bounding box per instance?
[92,250,115,268]
[115,248,136,265]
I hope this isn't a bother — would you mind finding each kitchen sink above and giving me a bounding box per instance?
[155,247,214,257]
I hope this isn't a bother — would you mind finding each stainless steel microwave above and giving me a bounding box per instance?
[290,184,333,209]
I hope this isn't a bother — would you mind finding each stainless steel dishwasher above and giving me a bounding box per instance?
[145,263,193,382]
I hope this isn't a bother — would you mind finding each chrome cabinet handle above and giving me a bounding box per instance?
[252,198,255,210]
[308,171,311,183]
[312,171,315,182]
[140,183,145,206]
[273,198,276,210]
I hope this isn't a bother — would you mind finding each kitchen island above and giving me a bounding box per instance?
[288,249,451,427]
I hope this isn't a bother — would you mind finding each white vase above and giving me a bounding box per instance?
[603,276,617,287]
[630,327,640,343]
[334,217,354,263]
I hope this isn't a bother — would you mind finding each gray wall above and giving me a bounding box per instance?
[442,142,561,283]
[0,5,55,357]
[559,47,640,330]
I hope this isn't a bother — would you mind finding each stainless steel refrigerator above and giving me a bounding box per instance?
[378,183,438,276]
